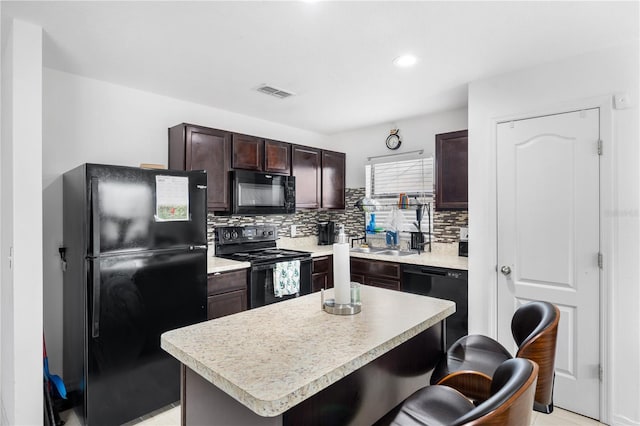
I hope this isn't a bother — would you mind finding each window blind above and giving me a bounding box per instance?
[364,156,433,235]
[366,156,433,198]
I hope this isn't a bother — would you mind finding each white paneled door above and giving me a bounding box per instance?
[496,109,600,419]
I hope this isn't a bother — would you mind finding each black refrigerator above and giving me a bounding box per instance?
[62,163,208,425]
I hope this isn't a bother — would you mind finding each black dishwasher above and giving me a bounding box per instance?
[402,264,468,349]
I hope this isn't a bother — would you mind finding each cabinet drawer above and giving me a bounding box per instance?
[207,269,247,295]
[366,276,401,291]
[207,289,247,320]
[350,258,401,280]
[312,256,331,273]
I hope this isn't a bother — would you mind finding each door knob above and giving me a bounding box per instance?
[500,265,512,275]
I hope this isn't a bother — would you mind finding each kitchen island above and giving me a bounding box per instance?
[161,285,455,425]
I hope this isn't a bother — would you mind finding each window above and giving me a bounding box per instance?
[366,157,433,198]
[364,156,433,235]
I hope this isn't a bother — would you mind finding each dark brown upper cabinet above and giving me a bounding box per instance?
[264,139,291,174]
[232,133,263,171]
[169,123,231,211]
[291,145,321,209]
[291,145,346,210]
[321,150,346,210]
[435,129,468,210]
[232,135,291,175]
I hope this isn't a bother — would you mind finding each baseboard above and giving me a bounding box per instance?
[612,414,640,426]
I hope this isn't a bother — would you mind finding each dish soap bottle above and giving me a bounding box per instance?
[367,213,376,234]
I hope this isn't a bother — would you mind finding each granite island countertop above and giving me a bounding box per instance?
[161,286,455,417]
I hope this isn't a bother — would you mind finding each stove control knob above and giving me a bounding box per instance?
[262,231,267,236]
[231,231,239,239]
[268,231,273,236]
[223,232,230,240]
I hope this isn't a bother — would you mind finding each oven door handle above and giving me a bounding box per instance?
[251,257,311,272]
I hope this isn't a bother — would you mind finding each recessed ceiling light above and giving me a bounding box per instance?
[393,55,417,68]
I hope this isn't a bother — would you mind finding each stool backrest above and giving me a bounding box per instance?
[452,358,538,426]
[512,301,560,408]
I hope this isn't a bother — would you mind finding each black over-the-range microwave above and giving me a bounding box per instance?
[231,170,296,215]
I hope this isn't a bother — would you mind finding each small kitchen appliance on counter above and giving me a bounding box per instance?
[317,221,336,245]
[215,225,312,308]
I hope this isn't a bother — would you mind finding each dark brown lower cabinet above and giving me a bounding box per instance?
[312,255,333,292]
[207,269,248,320]
[350,258,401,291]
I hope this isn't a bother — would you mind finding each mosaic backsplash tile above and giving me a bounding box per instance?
[206,187,467,245]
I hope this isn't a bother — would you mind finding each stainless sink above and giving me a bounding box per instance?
[350,247,416,257]
[349,247,375,253]
[373,249,416,257]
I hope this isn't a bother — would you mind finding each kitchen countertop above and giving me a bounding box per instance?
[207,236,468,274]
[207,255,250,274]
[279,236,469,271]
[161,285,455,417]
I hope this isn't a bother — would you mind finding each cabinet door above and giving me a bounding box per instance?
[207,290,247,320]
[312,273,327,293]
[207,269,247,319]
[350,273,365,284]
[312,256,333,292]
[321,150,346,210]
[291,145,321,209]
[232,133,263,171]
[185,126,231,211]
[435,130,468,210]
[264,139,291,175]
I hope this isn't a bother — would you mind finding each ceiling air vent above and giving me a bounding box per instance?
[256,85,295,99]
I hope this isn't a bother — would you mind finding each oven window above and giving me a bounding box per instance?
[250,260,312,309]
[237,182,285,207]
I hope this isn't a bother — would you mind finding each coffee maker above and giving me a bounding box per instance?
[317,221,336,245]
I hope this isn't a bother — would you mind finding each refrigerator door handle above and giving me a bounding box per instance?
[91,177,100,257]
[91,258,101,338]
[90,177,101,338]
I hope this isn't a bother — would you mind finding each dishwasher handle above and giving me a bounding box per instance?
[403,265,447,276]
[403,265,467,280]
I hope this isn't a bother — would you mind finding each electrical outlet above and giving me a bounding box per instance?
[291,224,297,237]
[459,227,469,241]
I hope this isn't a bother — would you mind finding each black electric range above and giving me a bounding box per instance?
[214,225,312,308]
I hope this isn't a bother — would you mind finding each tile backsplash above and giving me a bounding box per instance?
[432,209,469,244]
[207,187,467,246]
[207,188,366,245]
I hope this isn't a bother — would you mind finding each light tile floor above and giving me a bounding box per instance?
[61,405,606,425]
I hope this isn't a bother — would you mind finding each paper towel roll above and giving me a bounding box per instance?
[333,242,351,305]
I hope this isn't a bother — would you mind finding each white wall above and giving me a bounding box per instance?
[42,68,329,375]
[0,19,43,426]
[325,108,468,188]
[468,42,639,425]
